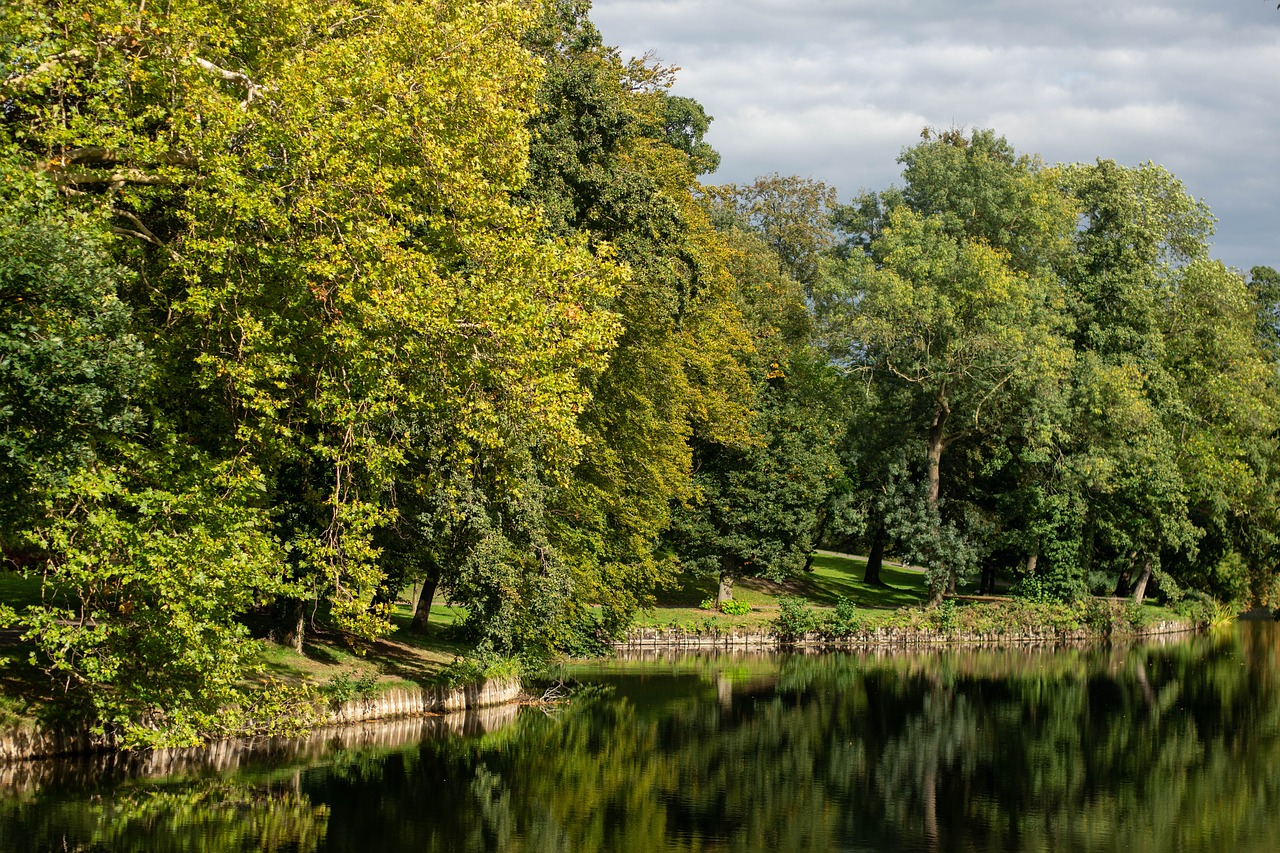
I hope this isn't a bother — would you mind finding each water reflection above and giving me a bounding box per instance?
[3,623,1280,852]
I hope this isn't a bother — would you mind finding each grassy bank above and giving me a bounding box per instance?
[1,551,1194,740]
[0,582,496,738]
[632,550,1185,636]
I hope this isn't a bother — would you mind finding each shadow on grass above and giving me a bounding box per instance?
[0,572,44,612]
[796,554,927,609]
[647,551,928,615]
[655,573,720,608]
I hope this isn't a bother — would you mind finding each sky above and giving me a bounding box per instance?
[589,0,1280,273]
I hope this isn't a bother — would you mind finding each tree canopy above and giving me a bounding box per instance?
[2,2,1278,745]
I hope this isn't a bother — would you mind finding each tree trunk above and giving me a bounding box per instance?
[864,524,886,586]
[925,403,948,511]
[717,572,734,605]
[927,579,946,608]
[1114,550,1138,597]
[980,560,996,595]
[1131,554,1154,605]
[717,553,737,605]
[280,600,305,654]
[411,563,443,634]
[1025,552,1038,575]
[924,400,949,609]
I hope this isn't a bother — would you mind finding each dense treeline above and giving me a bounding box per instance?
[2,0,1277,743]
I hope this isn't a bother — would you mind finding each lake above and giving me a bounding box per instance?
[3,622,1279,852]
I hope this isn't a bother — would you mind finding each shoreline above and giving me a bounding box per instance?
[0,677,522,765]
[613,618,1199,653]
[0,616,1204,765]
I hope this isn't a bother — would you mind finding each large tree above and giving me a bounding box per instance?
[820,130,1077,602]
[667,213,842,603]
[517,0,755,631]
[1,0,625,731]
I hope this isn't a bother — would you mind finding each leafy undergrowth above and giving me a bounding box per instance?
[772,595,1188,642]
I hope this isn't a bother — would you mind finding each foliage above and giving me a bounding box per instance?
[519,0,754,630]
[667,183,842,602]
[436,655,523,690]
[820,597,864,637]
[719,599,752,616]
[772,597,819,642]
[1011,571,1081,604]
[12,457,285,746]
[3,0,1277,744]
[320,670,380,709]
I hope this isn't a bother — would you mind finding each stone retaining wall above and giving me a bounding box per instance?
[0,677,521,764]
[614,620,1197,652]
[0,703,520,794]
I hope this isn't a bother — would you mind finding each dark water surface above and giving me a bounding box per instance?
[3,622,1280,852]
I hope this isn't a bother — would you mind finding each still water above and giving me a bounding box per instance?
[3,622,1279,852]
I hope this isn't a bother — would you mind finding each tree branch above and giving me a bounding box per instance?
[193,56,265,106]
[111,209,180,261]
[4,50,84,87]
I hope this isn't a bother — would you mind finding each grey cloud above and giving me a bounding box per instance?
[591,0,1280,270]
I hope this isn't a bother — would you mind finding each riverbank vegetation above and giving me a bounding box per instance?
[3,0,1279,746]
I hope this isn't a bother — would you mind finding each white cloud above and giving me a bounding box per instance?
[590,0,1280,271]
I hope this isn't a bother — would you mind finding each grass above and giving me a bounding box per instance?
[0,571,45,612]
[633,550,929,632]
[633,551,1187,636]
[256,599,480,693]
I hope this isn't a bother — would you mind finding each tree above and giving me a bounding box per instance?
[820,130,1077,602]
[667,217,841,603]
[821,213,1073,601]
[519,0,754,630]
[2,0,627,729]
[1058,160,1219,603]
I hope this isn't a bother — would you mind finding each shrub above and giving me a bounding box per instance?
[822,597,863,637]
[719,599,751,615]
[699,598,716,611]
[1125,600,1152,630]
[320,669,380,708]
[436,655,521,689]
[930,599,960,632]
[772,597,818,642]
[1011,571,1084,604]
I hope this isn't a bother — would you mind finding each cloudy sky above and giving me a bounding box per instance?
[590,0,1280,272]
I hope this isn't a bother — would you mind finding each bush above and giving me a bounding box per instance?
[1011,571,1083,604]
[436,655,521,689]
[699,598,716,611]
[772,597,818,642]
[930,599,960,631]
[320,669,380,708]
[821,597,863,637]
[719,599,751,615]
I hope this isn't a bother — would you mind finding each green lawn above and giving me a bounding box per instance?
[0,571,45,612]
[634,550,928,631]
[794,552,929,609]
